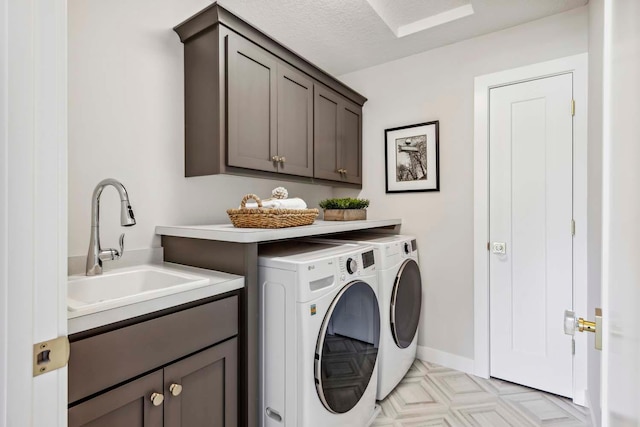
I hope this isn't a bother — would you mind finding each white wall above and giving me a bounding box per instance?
[337,7,589,360]
[587,0,604,422]
[68,0,333,257]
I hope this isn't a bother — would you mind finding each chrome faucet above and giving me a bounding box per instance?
[86,179,136,276]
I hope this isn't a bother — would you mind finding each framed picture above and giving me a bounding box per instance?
[385,121,439,193]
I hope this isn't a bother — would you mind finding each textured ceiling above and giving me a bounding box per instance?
[366,0,473,37]
[216,0,588,75]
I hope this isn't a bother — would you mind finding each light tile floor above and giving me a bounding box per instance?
[373,360,590,427]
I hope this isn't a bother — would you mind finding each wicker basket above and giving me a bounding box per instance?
[227,194,319,229]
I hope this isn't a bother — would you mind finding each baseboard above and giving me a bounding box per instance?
[416,345,475,375]
[573,388,586,407]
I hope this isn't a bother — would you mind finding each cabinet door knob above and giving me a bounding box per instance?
[150,392,164,406]
[280,156,286,163]
[337,168,344,174]
[342,169,347,175]
[271,155,280,162]
[169,383,183,397]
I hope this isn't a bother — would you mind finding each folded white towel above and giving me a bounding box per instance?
[243,197,307,210]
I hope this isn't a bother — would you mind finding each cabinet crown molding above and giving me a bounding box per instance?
[174,2,367,106]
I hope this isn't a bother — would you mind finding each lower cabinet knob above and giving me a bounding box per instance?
[169,383,183,397]
[272,156,279,162]
[280,156,286,163]
[150,392,164,406]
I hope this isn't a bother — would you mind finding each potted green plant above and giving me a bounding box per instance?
[318,198,370,221]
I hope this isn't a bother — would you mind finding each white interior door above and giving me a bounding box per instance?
[602,0,640,424]
[489,73,574,397]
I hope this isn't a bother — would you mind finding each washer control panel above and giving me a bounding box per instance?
[346,257,358,274]
[362,249,375,268]
[338,249,375,282]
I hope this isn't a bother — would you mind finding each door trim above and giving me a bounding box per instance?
[473,53,588,405]
[1,0,68,425]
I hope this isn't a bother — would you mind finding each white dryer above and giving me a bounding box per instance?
[258,241,381,427]
[310,233,422,400]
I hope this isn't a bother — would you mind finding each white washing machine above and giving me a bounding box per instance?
[258,241,381,427]
[310,233,422,400]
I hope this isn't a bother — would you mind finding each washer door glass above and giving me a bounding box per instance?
[315,280,380,414]
[391,259,422,349]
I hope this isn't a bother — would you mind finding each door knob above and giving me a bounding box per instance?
[279,156,286,163]
[491,242,506,254]
[271,155,280,162]
[150,392,164,406]
[169,383,183,397]
[564,308,602,350]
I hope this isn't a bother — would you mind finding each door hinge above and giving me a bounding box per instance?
[33,336,70,377]
[571,219,576,236]
[571,99,576,116]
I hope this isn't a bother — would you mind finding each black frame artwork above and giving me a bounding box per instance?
[385,121,440,193]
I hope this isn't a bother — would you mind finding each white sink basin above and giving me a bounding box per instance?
[68,266,209,313]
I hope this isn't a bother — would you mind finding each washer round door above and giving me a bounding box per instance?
[315,280,380,414]
[390,258,422,349]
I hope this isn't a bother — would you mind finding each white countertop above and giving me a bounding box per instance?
[155,219,401,243]
[68,263,244,335]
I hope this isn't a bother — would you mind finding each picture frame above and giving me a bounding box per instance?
[385,120,440,193]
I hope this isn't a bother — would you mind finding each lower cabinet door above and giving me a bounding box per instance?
[164,338,238,427]
[68,370,164,427]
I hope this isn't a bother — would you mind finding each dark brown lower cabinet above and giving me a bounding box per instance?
[68,370,164,427]
[68,294,240,427]
[164,338,237,427]
[69,338,237,427]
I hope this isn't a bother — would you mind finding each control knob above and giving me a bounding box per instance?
[403,242,411,254]
[346,258,358,274]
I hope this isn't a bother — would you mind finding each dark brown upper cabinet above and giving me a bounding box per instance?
[174,3,366,187]
[227,34,278,173]
[276,64,314,177]
[227,35,313,177]
[314,85,363,185]
[341,100,363,185]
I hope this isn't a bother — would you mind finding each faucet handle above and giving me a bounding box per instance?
[97,234,125,262]
[116,233,125,260]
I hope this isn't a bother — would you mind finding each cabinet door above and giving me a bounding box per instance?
[227,35,278,172]
[277,64,313,177]
[68,370,164,427]
[314,85,343,181]
[340,101,362,185]
[164,338,238,427]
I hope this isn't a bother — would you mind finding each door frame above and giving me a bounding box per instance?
[1,0,68,425]
[473,53,588,405]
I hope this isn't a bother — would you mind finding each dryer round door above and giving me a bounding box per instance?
[315,280,380,414]
[390,259,422,349]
